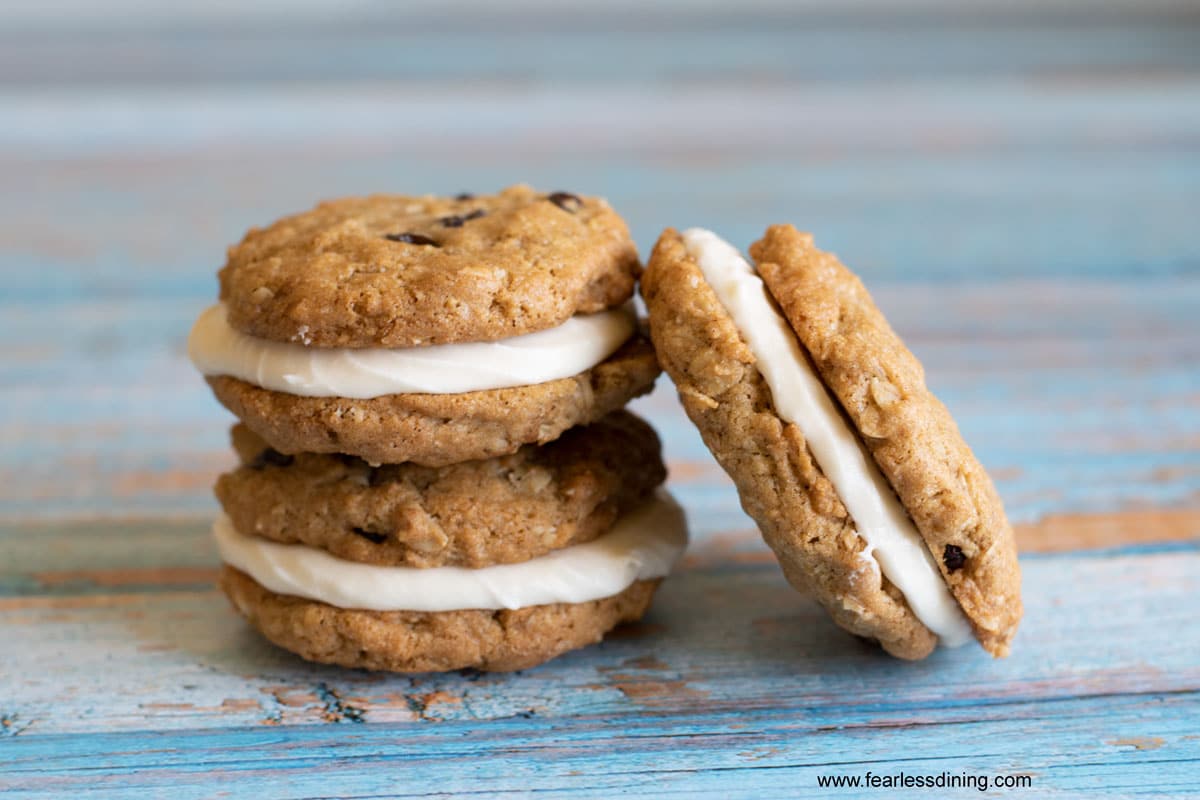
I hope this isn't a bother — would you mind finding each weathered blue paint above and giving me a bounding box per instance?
[3,692,1198,799]
[2,6,1199,798]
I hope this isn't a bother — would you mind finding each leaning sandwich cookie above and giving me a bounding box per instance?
[641,226,1021,659]
[189,185,660,466]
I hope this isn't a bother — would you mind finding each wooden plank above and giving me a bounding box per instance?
[1016,508,1200,553]
[2,693,1197,799]
[5,142,1199,293]
[1,550,1196,737]
[4,18,1199,88]
[0,549,1196,795]
[8,82,1200,165]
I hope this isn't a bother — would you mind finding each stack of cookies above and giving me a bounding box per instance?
[189,186,688,672]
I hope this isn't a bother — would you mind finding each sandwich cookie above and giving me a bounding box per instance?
[213,411,687,672]
[190,185,659,465]
[641,226,1021,659]
[217,488,688,673]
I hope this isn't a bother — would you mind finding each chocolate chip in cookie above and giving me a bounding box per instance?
[384,232,440,246]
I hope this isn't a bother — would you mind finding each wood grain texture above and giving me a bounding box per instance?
[1,550,1198,796]
[1,4,1198,798]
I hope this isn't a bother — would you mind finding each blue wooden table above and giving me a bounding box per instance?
[2,4,1199,797]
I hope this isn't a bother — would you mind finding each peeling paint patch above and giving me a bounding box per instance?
[738,746,783,761]
[315,682,365,724]
[624,655,669,671]
[404,690,462,722]
[256,686,286,725]
[598,656,711,708]
[1108,736,1166,751]
[1,713,32,737]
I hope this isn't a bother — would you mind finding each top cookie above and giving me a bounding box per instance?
[218,185,640,348]
[750,224,1022,655]
[643,230,938,659]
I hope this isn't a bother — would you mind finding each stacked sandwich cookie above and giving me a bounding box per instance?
[189,186,688,672]
[642,226,1022,659]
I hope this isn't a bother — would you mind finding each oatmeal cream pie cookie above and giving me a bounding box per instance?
[215,411,667,569]
[214,488,688,672]
[641,226,1021,659]
[189,185,659,465]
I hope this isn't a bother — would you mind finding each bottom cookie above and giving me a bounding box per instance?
[220,566,661,672]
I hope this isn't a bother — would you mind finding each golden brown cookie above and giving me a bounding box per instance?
[221,566,660,672]
[642,227,1021,659]
[218,185,640,348]
[750,224,1022,656]
[216,411,667,568]
[206,334,660,466]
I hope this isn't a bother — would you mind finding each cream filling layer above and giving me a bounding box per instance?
[680,228,972,647]
[213,490,688,612]
[188,302,636,398]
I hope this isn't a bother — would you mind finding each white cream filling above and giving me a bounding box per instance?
[188,302,636,398]
[214,489,688,612]
[680,228,972,647]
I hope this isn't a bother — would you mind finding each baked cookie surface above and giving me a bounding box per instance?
[218,185,640,348]
[216,411,666,568]
[642,229,937,659]
[206,333,661,466]
[221,566,660,672]
[750,224,1022,655]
